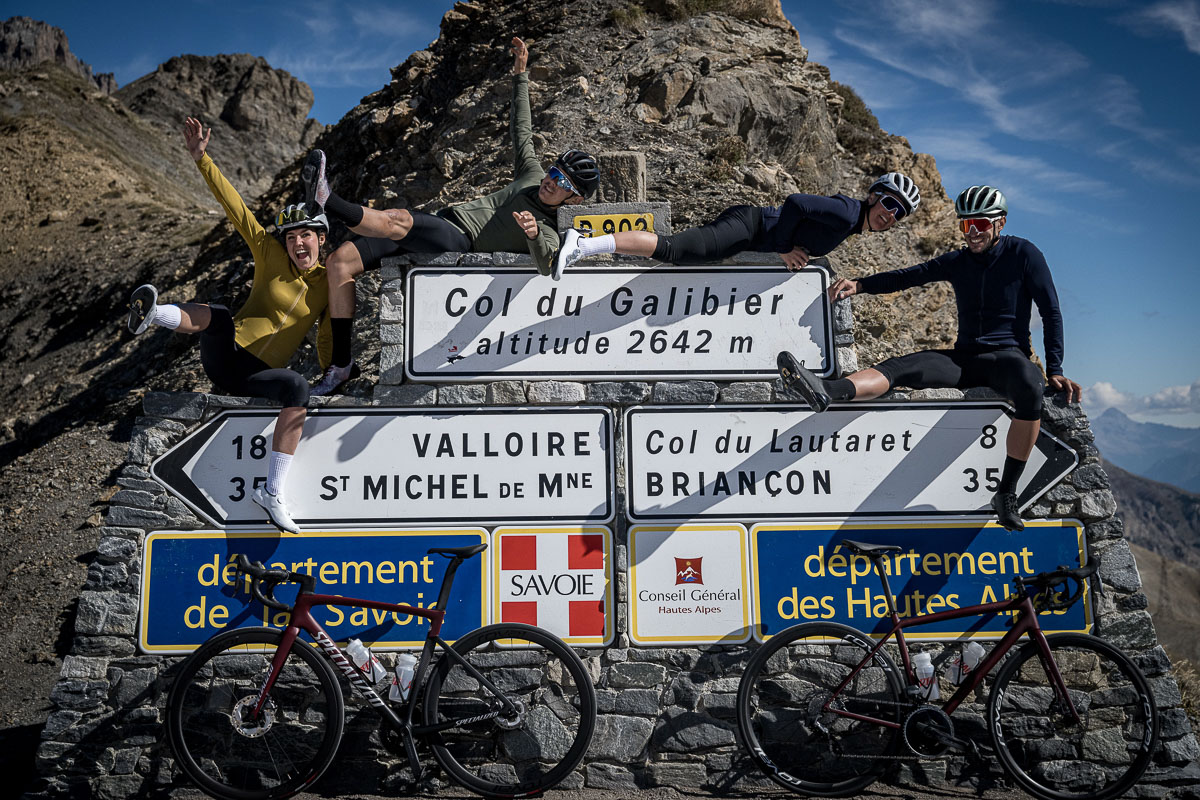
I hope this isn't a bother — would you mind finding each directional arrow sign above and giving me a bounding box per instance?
[151,407,615,528]
[625,403,1077,521]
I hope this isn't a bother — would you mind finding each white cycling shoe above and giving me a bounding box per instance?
[311,362,360,397]
[552,228,585,281]
[128,284,159,334]
[252,486,300,534]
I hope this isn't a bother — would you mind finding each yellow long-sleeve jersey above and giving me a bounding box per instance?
[196,154,331,370]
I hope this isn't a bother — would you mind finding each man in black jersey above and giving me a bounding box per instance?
[778,185,1082,531]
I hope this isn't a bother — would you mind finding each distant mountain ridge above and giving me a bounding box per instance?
[1105,459,1200,569]
[1091,407,1200,492]
[0,16,115,93]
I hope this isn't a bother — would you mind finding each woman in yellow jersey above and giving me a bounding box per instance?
[126,117,330,534]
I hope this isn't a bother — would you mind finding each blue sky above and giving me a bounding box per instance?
[8,0,1200,426]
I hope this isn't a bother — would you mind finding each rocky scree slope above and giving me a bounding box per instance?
[0,42,320,791]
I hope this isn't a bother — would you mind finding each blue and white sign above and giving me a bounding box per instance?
[749,519,1089,642]
[139,529,488,654]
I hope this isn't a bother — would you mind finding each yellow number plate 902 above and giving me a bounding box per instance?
[573,213,655,237]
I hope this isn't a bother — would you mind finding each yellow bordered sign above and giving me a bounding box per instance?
[629,523,752,646]
[573,213,654,237]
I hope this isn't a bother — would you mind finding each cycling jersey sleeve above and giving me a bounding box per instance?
[1025,243,1065,376]
[195,154,271,262]
[527,218,560,274]
[858,251,957,294]
[511,72,541,182]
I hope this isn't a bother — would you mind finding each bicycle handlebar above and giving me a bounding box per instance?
[1013,557,1101,612]
[230,554,315,612]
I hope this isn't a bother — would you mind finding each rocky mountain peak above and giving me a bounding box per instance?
[0,16,116,93]
[116,53,323,199]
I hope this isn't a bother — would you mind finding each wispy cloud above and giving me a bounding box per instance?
[1125,0,1200,54]
[1085,379,1200,417]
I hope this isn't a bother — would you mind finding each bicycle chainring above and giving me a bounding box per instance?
[231,695,276,738]
[903,705,955,758]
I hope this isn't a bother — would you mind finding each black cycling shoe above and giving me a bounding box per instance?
[777,351,831,412]
[991,491,1025,531]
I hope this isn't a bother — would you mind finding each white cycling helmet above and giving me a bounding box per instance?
[869,172,921,215]
[275,202,329,233]
[955,185,1007,218]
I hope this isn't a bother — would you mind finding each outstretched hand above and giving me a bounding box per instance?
[511,37,528,75]
[512,211,538,240]
[1049,374,1082,404]
[827,277,861,303]
[183,117,211,161]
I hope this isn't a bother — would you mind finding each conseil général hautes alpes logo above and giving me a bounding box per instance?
[675,557,703,585]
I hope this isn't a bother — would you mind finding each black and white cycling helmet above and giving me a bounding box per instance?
[869,172,921,215]
[554,149,600,198]
[274,202,329,233]
[955,185,1007,218]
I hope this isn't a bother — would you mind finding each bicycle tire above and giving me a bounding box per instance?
[422,622,597,797]
[988,632,1159,800]
[166,627,345,800]
[736,622,906,797]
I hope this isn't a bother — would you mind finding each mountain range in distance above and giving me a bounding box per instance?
[1091,406,1200,493]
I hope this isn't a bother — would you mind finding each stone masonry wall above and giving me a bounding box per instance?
[31,247,1200,798]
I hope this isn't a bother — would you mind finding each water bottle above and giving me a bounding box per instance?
[950,641,986,685]
[389,653,418,702]
[346,638,387,683]
[912,651,940,700]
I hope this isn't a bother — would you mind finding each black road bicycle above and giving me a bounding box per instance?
[166,545,597,800]
[736,539,1159,800]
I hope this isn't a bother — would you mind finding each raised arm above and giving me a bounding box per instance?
[185,117,270,257]
[509,37,542,182]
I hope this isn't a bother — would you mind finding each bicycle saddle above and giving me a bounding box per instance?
[427,543,488,559]
[841,539,902,556]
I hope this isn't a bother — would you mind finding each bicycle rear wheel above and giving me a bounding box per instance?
[422,623,597,797]
[988,632,1159,800]
[736,622,906,797]
[166,627,345,800]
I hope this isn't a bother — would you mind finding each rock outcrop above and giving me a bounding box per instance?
[0,16,115,93]
[116,53,324,200]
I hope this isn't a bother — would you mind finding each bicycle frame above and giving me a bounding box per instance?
[822,570,1082,729]
[245,560,522,775]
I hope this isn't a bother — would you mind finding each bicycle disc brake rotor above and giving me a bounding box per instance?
[495,699,526,730]
[231,695,276,738]
[903,706,954,758]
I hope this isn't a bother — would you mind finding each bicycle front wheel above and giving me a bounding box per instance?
[166,627,345,800]
[422,623,597,797]
[988,632,1159,800]
[736,622,906,797]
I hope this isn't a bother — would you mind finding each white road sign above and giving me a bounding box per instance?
[151,408,615,528]
[625,404,1077,520]
[405,266,833,381]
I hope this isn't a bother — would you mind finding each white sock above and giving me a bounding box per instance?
[266,451,293,495]
[577,233,616,257]
[152,303,182,330]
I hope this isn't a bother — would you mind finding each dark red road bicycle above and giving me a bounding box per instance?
[165,545,596,800]
[736,539,1159,800]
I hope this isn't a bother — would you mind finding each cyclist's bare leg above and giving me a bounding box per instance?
[273,407,306,455]
[1007,418,1038,460]
[172,303,213,334]
[846,368,890,400]
[611,230,659,256]
[325,243,364,318]
[348,207,414,240]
